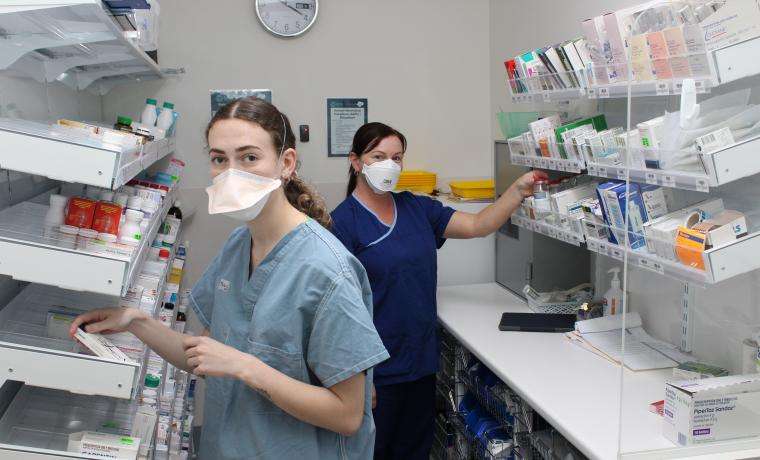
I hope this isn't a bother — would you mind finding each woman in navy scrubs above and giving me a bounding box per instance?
[330,122,546,459]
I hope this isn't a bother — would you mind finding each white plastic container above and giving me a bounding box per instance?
[58,224,79,249]
[156,102,175,131]
[99,190,115,202]
[77,228,98,251]
[141,98,159,126]
[127,195,144,213]
[142,200,159,219]
[44,194,68,238]
[121,209,144,241]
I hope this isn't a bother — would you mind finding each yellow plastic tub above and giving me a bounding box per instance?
[449,179,495,199]
[395,170,437,194]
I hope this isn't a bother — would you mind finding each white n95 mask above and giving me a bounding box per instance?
[206,169,282,221]
[362,159,401,194]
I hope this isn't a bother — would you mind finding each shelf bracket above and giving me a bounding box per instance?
[680,281,695,352]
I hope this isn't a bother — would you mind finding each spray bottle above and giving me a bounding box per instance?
[604,268,623,316]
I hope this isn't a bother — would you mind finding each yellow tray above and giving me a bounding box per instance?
[449,179,495,199]
[396,184,436,194]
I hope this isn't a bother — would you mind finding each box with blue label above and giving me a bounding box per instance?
[664,374,760,446]
[596,181,648,249]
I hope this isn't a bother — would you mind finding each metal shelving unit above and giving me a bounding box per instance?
[0,1,168,94]
[0,119,176,190]
[508,134,760,193]
[0,187,176,297]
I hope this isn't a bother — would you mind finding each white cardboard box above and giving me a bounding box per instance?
[701,0,760,51]
[664,374,760,446]
[68,431,140,460]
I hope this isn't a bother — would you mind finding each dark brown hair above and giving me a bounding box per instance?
[206,97,331,228]
[346,122,407,197]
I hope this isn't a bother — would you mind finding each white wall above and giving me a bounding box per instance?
[489,0,760,377]
[103,0,493,287]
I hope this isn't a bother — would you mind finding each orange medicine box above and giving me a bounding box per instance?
[675,226,707,269]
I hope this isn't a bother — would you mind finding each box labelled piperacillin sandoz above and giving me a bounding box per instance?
[664,374,760,446]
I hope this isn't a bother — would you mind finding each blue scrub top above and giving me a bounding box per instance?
[190,220,389,459]
[331,192,456,386]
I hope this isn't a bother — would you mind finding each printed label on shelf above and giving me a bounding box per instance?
[610,247,624,261]
[588,164,598,175]
[547,227,557,238]
[572,160,582,172]
[656,81,670,95]
[695,178,709,193]
[597,166,608,177]
[587,88,597,98]
[638,257,665,274]
[597,242,609,255]
[645,171,658,185]
[694,80,706,93]
[543,92,551,102]
[661,174,676,188]
[598,87,610,98]
[587,239,599,252]
[548,159,558,170]
[616,168,627,180]
[539,158,549,168]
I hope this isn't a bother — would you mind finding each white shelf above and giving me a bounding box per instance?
[0,383,143,459]
[511,214,585,247]
[510,154,584,173]
[509,134,760,192]
[508,36,760,104]
[585,162,710,192]
[0,1,165,93]
[0,120,176,190]
[0,189,175,297]
[511,200,760,284]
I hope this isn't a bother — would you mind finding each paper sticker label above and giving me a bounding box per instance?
[695,127,735,154]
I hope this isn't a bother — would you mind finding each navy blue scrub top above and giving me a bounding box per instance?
[331,192,456,386]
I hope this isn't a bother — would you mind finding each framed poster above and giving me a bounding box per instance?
[210,89,272,116]
[327,98,367,157]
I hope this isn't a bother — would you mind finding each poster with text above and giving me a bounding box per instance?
[210,89,272,116]
[327,98,367,157]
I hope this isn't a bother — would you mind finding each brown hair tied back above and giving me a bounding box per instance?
[206,97,331,229]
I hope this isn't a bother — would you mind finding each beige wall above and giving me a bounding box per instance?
[104,0,493,287]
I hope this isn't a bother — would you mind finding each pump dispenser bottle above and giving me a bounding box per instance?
[604,267,624,316]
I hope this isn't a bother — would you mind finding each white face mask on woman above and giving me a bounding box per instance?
[361,159,401,194]
[206,168,282,221]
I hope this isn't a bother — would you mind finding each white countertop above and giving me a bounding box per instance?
[437,283,760,460]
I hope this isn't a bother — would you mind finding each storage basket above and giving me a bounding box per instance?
[450,179,495,199]
[523,283,593,315]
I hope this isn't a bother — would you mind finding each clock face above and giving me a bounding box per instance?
[255,0,318,37]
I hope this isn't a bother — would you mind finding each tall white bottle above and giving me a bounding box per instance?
[141,98,158,126]
[603,267,623,316]
[157,102,175,132]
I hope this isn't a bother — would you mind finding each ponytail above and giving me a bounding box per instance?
[206,96,332,229]
[346,167,358,197]
[284,175,332,229]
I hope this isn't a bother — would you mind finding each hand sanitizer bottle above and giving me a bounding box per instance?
[603,267,624,316]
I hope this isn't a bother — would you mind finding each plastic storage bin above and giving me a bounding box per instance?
[449,180,495,199]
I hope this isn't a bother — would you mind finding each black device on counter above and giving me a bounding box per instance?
[498,312,576,333]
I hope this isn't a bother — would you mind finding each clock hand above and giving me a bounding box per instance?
[280,0,305,17]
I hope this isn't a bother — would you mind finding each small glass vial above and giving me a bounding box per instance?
[533,180,552,216]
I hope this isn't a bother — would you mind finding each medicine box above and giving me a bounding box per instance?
[596,181,648,249]
[68,431,141,460]
[642,198,725,260]
[639,184,668,220]
[664,374,760,446]
[700,0,760,51]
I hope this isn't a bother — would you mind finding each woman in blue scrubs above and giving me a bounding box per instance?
[331,122,546,459]
[70,98,389,459]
